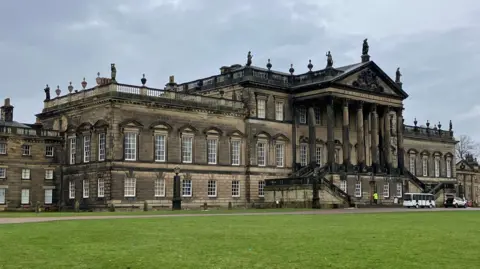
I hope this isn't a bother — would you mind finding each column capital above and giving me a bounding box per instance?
[394,106,404,114]
[356,100,364,109]
[370,103,377,112]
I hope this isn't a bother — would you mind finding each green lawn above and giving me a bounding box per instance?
[0,211,479,269]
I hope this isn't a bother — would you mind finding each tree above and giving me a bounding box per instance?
[456,135,480,160]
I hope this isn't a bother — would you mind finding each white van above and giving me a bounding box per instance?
[403,193,436,208]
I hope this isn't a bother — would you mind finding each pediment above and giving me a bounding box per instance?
[333,62,408,99]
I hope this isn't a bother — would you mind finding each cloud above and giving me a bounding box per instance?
[1,0,480,141]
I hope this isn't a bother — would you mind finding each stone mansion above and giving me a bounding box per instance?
[0,39,465,210]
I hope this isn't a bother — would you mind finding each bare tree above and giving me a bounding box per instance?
[456,135,480,160]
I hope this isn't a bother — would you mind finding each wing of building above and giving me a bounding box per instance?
[0,39,467,210]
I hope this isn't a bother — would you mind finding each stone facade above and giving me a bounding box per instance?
[456,155,480,205]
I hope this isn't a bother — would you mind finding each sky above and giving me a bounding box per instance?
[1,0,480,140]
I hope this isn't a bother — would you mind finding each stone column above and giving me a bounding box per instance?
[308,106,317,167]
[363,108,370,167]
[396,107,404,174]
[384,107,392,173]
[342,99,350,171]
[378,106,385,171]
[290,96,297,170]
[371,105,379,173]
[326,96,335,172]
[356,101,365,170]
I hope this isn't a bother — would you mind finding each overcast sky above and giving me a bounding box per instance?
[1,0,479,140]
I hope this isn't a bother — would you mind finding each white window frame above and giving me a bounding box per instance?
[181,134,194,164]
[340,180,347,193]
[182,179,192,197]
[275,101,284,121]
[257,98,266,119]
[0,167,6,179]
[21,168,30,180]
[69,181,75,199]
[124,178,136,197]
[22,145,31,156]
[124,132,137,161]
[257,141,267,167]
[275,143,284,168]
[232,180,240,197]
[314,107,321,125]
[258,181,265,197]
[45,169,54,180]
[231,139,241,166]
[207,180,217,197]
[422,156,428,177]
[98,133,106,161]
[434,156,440,178]
[383,183,390,198]
[154,178,166,197]
[21,189,30,205]
[207,138,218,165]
[97,178,105,198]
[154,134,166,162]
[316,146,323,165]
[83,135,91,163]
[396,182,403,197]
[334,148,341,164]
[354,182,362,198]
[0,188,5,204]
[69,137,76,165]
[44,189,53,204]
[300,144,308,167]
[0,143,6,155]
[446,158,452,178]
[299,107,307,124]
[409,154,416,174]
[83,179,89,198]
[45,145,54,157]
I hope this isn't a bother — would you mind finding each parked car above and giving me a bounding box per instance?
[444,196,468,208]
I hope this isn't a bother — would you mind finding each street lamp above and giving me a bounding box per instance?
[172,166,182,210]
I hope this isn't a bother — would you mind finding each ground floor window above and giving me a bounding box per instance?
[340,180,347,193]
[383,183,390,198]
[232,180,240,197]
[354,182,362,198]
[44,189,53,204]
[154,178,165,197]
[182,179,192,197]
[258,181,265,197]
[21,189,29,204]
[396,183,403,197]
[69,181,75,199]
[0,188,5,204]
[207,180,217,197]
[98,179,105,198]
[124,178,136,197]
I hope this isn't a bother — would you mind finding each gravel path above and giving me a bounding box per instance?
[0,207,478,225]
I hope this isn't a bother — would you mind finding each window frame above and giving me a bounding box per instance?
[124,177,136,197]
[383,183,390,198]
[257,98,266,119]
[44,189,53,205]
[98,133,106,161]
[45,169,54,180]
[21,189,30,205]
[69,181,75,199]
[231,139,241,166]
[275,142,285,168]
[154,133,167,162]
[124,131,138,161]
[182,179,192,197]
[300,144,308,167]
[154,178,166,197]
[97,178,105,198]
[206,137,218,165]
[275,100,284,121]
[257,141,267,167]
[298,107,307,124]
[21,145,31,156]
[83,135,91,163]
[83,179,90,198]
[69,137,76,165]
[181,134,194,164]
[0,188,5,204]
[21,168,30,180]
[45,145,54,157]
[207,180,217,197]
[258,180,265,197]
[232,180,240,197]
[0,143,6,155]
[422,156,428,177]
[0,167,6,179]
[354,182,362,198]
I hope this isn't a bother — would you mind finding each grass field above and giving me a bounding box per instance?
[0,211,479,269]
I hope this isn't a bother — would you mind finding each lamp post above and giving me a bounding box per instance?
[172,166,182,210]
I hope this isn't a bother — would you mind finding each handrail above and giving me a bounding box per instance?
[428,183,445,195]
[322,177,351,205]
[403,168,426,191]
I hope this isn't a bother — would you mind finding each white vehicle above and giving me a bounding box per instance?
[444,195,468,208]
[403,193,436,208]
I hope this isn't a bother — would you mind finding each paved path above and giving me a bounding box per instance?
[0,207,478,225]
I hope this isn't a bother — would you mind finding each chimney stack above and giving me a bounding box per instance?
[0,98,14,122]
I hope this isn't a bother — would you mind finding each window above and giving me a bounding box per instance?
[299,107,306,124]
[0,143,6,155]
[124,178,136,197]
[257,99,266,119]
[45,169,53,180]
[409,154,416,174]
[21,189,29,204]
[354,182,362,197]
[275,143,284,167]
[207,180,217,197]
[69,137,76,165]
[446,159,452,178]
[258,181,265,197]
[98,178,105,198]
[98,133,106,161]
[21,169,30,180]
[83,179,89,198]
[396,183,403,197]
[44,189,53,204]
[257,142,266,166]
[0,188,5,204]
[232,180,240,197]
[314,107,321,125]
[0,168,5,179]
[434,157,440,177]
[182,135,193,163]
[422,157,428,177]
[182,179,192,197]
[154,134,166,162]
[340,180,347,193]
[383,183,390,198]
[45,146,54,157]
[124,132,137,161]
[300,144,308,167]
[154,178,165,197]
[83,135,91,163]
[207,138,218,164]
[275,101,284,121]
[69,181,75,199]
[316,146,322,165]
[22,145,31,156]
[334,148,340,163]
[231,140,241,166]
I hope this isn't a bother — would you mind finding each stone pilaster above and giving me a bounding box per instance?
[356,101,365,170]
[371,105,379,173]
[396,107,404,174]
[326,96,335,172]
[290,96,297,171]
[342,99,350,171]
[363,108,370,167]
[307,106,316,166]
